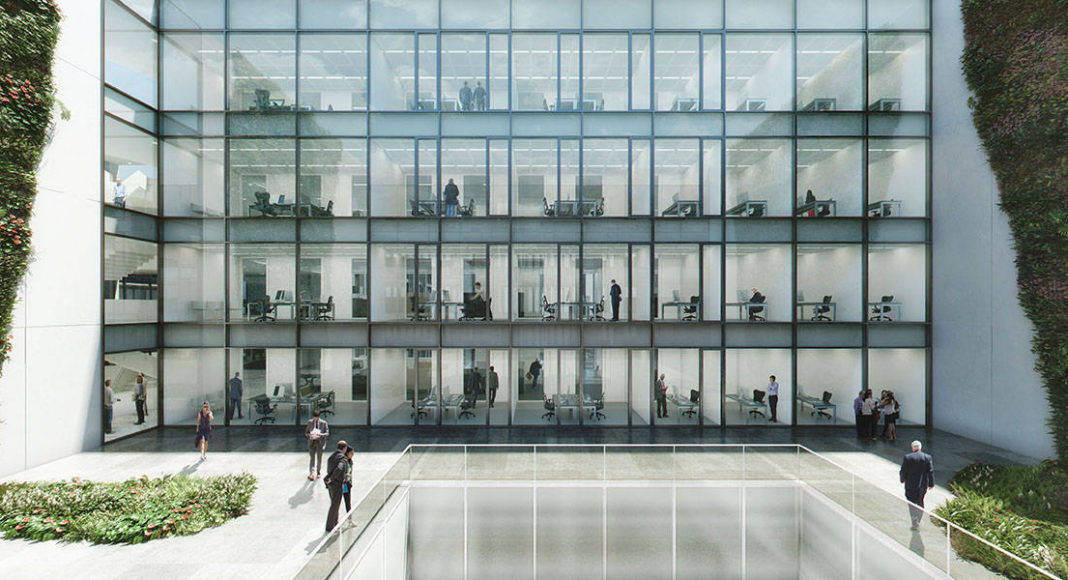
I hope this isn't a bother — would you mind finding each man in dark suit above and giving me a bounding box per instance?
[900,440,935,529]
[655,373,668,419]
[487,365,499,407]
[324,440,348,532]
[470,367,484,408]
[609,279,622,321]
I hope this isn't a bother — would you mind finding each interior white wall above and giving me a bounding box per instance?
[630,350,652,423]
[0,0,103,477]
[702,246,722,321]
[796,141,863,216]
[867,245,924,322]
[320,349,353,402]
[931,0,1051,460]
[163,348,226,425]
[797,37,863,110]
[601,349,628,403]
[725,245,791,321]
[727,141,792,215]
[702,351,722,423]
[371,245,408,320]
[797,349,862,423]
[868,349,925,425]
[726,349,792,424]
[869,35,928,110]
[729,38,792,110]
[656,349,699,400]
[796,246,862,321]
[164,244,224,321]
[371,349,406,423]
[868,140,927,217]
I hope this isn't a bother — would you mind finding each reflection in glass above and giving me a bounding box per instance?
[370,138,414,216]
[228,34,296,112]
[370,34,415,111]
[582,139,627,216]
[725,34,793,111]
[300,0,367,29]
[371,0,438,28]
[796,138,862,216]
[654,139,700,217]
[655,34,700,112]
[162,138,224,217]
[105,117,158,214]
[162,33,224,111]
[867,244,926,323]
[441,35,486,113]
[513,139,558,217]
[300,139,366,217]
[726,138,792,217]
[163,244,224,322]
[105,0,158,107]
[513,34,556,111]
[869,34,928,112]
[299,34,368,111]
[797,34,863,112]
[229,244,297,321]
[583,34,628,111]
[796,245,862,322]
[229,139,296,217]
[229,0,295,29]
[105,235,159,324]
[163,349,225,425]
[725,244,792,322]
[868,139,927,217]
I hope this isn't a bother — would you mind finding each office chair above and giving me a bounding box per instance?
[592,198,605,217]
[682,296,700,321]
[315,391,335,418]
[817,203,831,217]
[748,295,766,321]
[541,295,557,321]
[251,295,277,322]
[748,204,765,218]
[750,389,767,419]
[818,391,834,420]
[459,395,476,419]
[542,197,555,217]
[252,88,271,112]
[250,191,278,217]
[315,296,335,320]
[541,396,555,420]
[460,292,488,321]
[870,295,895,321]
[681,389,699,418]
[591,297,606,321]
[253,396,277,425]
[459,198,475,217]
[812,295,833,321]
[586,394,606,421]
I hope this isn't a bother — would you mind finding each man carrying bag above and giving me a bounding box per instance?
[323,440,349,532]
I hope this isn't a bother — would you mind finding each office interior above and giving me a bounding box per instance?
[104,350,159,442]
[104,235,159,324]
[867,244,925,323]
[103,117,158,215]
[724,349,792,425]
[724,244,791,322]
[795,245,862,322]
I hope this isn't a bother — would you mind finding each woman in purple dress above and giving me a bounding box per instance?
[195,402,213,460]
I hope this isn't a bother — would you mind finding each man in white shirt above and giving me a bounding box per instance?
[305,411,330,480]
[104,379,120,434]
[112,178,127,208]
[767,375,780,422]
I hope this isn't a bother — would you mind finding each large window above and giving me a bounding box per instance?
[228,34,296,112]
[105,117,158,214]
[300,34,368,111]
[105,236,159,324]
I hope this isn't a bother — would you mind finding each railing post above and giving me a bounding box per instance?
[946,523,952,575]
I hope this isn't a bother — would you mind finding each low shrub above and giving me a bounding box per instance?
[0,473,256,544]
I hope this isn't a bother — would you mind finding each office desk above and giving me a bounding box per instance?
[555,394,597,419]
[866,199,902,217]
[668,393,698,417]
[794,199,836,217]
[440,394,465,420]
[554,301,596,320]
[248,396,316,421]
[661,301,699,321]
[726,200,768,217]
[411,200,438,216]
[796,302,836,322]
[726,301,768,321]
[725,393,768,422]
[796,394,837,422]
[671,97,698,112]
[660,199,700,217]
[868,301,902,322]
[439,301,464,320]
[413,302,437,321]
[554,199,602,217]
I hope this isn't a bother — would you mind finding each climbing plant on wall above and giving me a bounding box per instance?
[961,0,1068,460]
[0,0,60,377]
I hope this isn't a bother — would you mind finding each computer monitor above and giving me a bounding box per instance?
[272,385,281,397]
[672,290,681,302]
[797,290,805,302]
[274,290,286,301]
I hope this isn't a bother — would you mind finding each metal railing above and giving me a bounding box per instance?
[295,444,1059,580]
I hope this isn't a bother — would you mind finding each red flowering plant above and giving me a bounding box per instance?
[0,0,61,376]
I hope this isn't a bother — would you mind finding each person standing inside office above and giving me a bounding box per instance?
[443,178,460,217]
[324,440,349,533]
[470,366,484,408]
[134,373,147,425]
[104,379,120,434]
[487,365,499,407]
[767,375,780,422]
[655,373,669,419]
[459,81,473,112]
[527,357,541,393]
[853,390,865,439]
[112,177,126,208]
[861,389,878,441]
[306,410,330,480]
[609,279,622,321]
[900,440,935,529]
[473,81,487,111]
[228,372,244,421]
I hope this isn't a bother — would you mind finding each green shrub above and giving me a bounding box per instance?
[0,473,257,544]
[0,0,60,377]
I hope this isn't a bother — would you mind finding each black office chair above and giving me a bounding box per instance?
[812,295,833,321]
[250,191,279,217]
[748,295,766,321]
[590,297,606,321]
[409,296,431,321]
[748,204,765,218]
[252,88,271,112]
[251,295,277,322]
[542,197,555,217]
[314,391,335,418]
[541,396,555,420]
[586,394,606,421]
[253,396,277,425]
[682,389,700,418]
[459,395,476,419]
[870,295,895,321]
[682,296,700,321]
[315,296,335,320]
[592,198,605,217]
[750,389,767,419]
[460,292,488,321]
[311,200,334,217]
[458,198,475,217]
[818,390,834,420]
[541,295,557,321]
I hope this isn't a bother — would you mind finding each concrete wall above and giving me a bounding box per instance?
[0,0,104,477]
[931,0,1054,459]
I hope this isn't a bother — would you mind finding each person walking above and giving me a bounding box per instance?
[228,372,244,421]
[195,402,213,460]
[767,375,780,422]
[470,366,484,408]
[104,379,120,434]
[443,178,460,217]
[655,373,669,419]
[134,373,147,425]
[853,390,865,439]
[881,391,900,441]
[324,440,349,532]
[306,410,330,480]
[527,357,541,392]
[342,445,356,515]
[861,389,878,441]
[900,440,935,529]
[487,365,499,407]
[609,279,622,321]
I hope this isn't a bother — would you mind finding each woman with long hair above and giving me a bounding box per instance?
[195,402,213,460]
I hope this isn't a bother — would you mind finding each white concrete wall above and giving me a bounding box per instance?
[0,0,103,477]
[931,0,1054,459]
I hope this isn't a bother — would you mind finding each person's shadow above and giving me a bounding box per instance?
[305,530,337,554]
[289,479,315,510]
[909,529,925,558]
[178,462,200,477]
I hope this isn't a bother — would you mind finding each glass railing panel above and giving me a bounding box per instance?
[409,445,465,481]
[853,476,949,574]
[534,445,605,481]
[744,446,799,481]
[466,445,535,480]
[947,523,1047,579]
[674,445,744,481]
[606,445,673,480]
[798,448,853,512]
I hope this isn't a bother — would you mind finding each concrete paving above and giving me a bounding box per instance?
[0,426,1039,579]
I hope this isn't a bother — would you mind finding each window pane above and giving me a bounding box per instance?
[797,34,863,112]
[796,138,862,216]
[702,140,722,215]
[654,139,699,216]
[725,245,792,323]
[104,351,158,441]
[655,0,722,28]
[106,87,157,132]
[513,245,557,320]
[300,0,368,29]
[441,35,487,113]
[560,140,579,205]
[560,35,580,107]
[299,245,368,320]
[583,34,628,111]
[867,139,926,217]
[370,33,415,111]
[725,34,793,112]
[584,0,651,29]
[228,34,297,111]
[162,33,225,111]
[120,0,158,24]
[229,0,296,29]
[867,245,926,322]
[440,245,488,321]
[583,245,629,321]
[228,138,297,217]
[655,34,699,112]
[513,0,580,29]
[106,0,158,107]
[418,34,438,110]
[303,348,368,425]
[868,350,926,425]
[105,235,159,323]
[513,139,557,217]
[162,0,224,29]
[163,244,225,321]
[163,349,225,425]
[702,246,721,321]
[797,245,862,322]
[300,34,368,111]
[583,139,628,216]
[726,0,794,29]
[631,34,651,110]
[370,138,415,216]
[631,139,652,215]
[868,0,929,29]
[655,246,700,322]
[300,138,366,217]
[230,244,297,321]
[163,138,224,216]
[869,34,928,112]
[442,0,508,29]
[724,349,792,425]
[656,349,699,425]
[441,139,488,217]
[702,35,722,110]
[105,117,159,213]
[513,34,557,111]
[371,0,437,28]
[726,138,792,217]
[797,0,863,29]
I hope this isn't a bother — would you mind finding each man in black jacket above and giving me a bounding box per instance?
[324,440,349,532]
[443,178,460,217]
[900,440,935,530]
[609,280,622,321]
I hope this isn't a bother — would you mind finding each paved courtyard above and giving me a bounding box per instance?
[0,426,1037,579]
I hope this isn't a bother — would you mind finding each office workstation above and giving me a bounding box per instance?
[796,245,863,322]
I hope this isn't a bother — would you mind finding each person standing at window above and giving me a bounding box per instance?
[767,375,780,422]
[112,178,127,208]
[228,372,244,421]
[459,81,473,112]
[104,379,119,434]
[443,178,460,217]
[473,81,487,111]
[609,279,622,321]
[134,373,147,425]
[655,373,669,419]
[487,365,499,408]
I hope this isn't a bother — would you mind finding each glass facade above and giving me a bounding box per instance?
[103,0,931,434]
